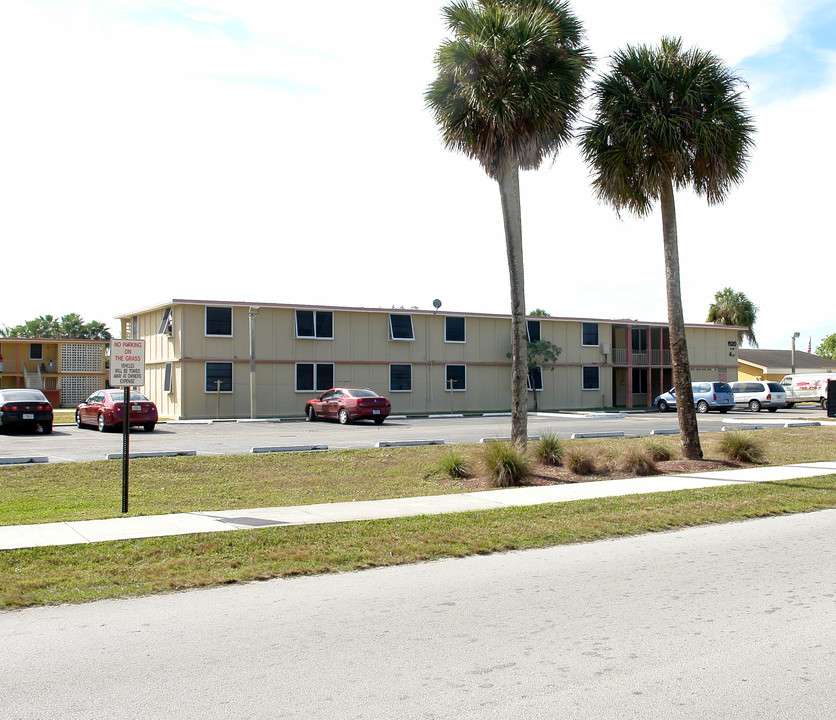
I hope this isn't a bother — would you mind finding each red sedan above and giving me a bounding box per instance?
[76,389,158,432]
[305,388,391,425]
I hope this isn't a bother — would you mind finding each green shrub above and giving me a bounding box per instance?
[534,432,564,466]
[438,448,470,479]
[481,441,532,487]
[718,431,764,463]
[641,438,675,462]
[563,446,598,476]
[619,445,659,476]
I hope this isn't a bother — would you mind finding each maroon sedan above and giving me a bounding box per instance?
[305,388,391,425]
[76,389,158,432]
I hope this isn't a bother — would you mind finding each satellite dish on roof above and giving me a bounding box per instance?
[433,299,442,311]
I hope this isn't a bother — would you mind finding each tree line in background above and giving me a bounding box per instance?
[0,314,112,340]
[427,0,754,460]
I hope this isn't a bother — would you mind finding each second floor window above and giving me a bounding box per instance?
[205,307,232,336]
[296,310,333,339]
[445,317,466,343]
[389,314,414,340]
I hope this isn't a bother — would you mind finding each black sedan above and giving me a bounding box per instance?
[0,388,53,434]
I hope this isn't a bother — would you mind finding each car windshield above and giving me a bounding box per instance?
[348,389,379,398]
[107,391,150,402]
[1,390,48,403]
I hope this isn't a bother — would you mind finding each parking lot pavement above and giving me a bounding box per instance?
[0,407,831,464]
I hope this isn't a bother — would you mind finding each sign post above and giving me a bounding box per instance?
[109,339,145,513]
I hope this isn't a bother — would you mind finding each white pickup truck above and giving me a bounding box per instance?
[779,373,833,410]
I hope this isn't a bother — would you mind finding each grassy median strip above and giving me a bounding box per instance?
[2,475,835,608]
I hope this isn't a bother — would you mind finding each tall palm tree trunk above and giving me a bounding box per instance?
[498,163,529,446]
[660,177,703,460]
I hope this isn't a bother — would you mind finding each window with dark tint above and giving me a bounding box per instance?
[205,362,232,392]
[163,362,173,393]
[528,366,543,391]
[296,363,334,392]
[30,343,43,360]
[582,323,599,346]
[526,320,541,342]
[632,368,647,394]
[714,382,732,393]
[631,328,647,351]
[390,364,412,391]
[767,382,784,392]
[349,389,379,398]
[205,307,232,336]
[445,317,466,343]
[582,366,599,390]
[296,310,333,339]
[445,365,466,391]
[158,307,173,335]
[390,314,414,340]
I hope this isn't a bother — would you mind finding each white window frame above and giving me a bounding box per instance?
[444,316,466,343]
[526,320,541,342]
[445,364,467,392]
[205,306,233,337]
[158,307,173,336]
[163,362,173,393]
[295,362,335,393]
[205,361,233,393]
[527,366,543,392]
[389,314,415,341]
[582,366,600,391]
[389,364,413,392]
[295,310,334,340]
[581,322,599,347]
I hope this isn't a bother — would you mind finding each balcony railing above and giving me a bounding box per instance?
[612,348,671,365]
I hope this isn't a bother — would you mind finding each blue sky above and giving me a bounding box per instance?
[0,0,834,351]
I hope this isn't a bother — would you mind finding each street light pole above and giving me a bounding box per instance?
[791,331,800,373]
[249,307,259,419]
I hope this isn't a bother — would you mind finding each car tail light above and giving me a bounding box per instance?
[712,393,717,401]
[766,394,771,400]
[8,404,18,411]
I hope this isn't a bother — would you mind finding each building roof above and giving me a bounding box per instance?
[738,349,836,373]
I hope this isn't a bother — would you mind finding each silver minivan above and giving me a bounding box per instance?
[729,381,787,412]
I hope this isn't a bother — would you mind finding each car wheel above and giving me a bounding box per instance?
[785,402,795,408]
[822,398,829,411]
[97,413,107,432]
[144,422,156,432]
[75,410,83,429]
[42,422,53,434]
[719,408,729,414]
[338,408,350,425]
[306,406,317,422]
[373,417,385,426]
[749,399,761,412]
[696,400,709,414]
[657,400,668,412]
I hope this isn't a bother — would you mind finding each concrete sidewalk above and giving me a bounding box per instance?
[2,461,835,550]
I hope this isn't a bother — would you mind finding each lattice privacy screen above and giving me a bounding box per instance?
[60,375,102,407]
[61,344,104,373]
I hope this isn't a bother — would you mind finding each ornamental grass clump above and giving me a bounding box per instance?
[718,431,764,463]
[481,441,532,488]
[563,446,598,476]
[641,438,675,462]
[438,448,470,479]
[618,445,659,476]
[534,432,564,466]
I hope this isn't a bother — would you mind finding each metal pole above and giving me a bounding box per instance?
[791,332,800,373]
[121,386,130,513]
[249,307,259,419]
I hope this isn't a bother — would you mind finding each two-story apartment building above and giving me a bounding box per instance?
[115,300,740,420]
[0,338,108,407]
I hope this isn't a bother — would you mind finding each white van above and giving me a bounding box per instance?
[779,373,834,410]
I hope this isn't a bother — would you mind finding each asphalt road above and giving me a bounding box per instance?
[2,511,833,719]
[0,406,830,463]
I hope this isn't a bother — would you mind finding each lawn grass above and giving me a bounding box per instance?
[1,426,835,609]
[2,475,834,608]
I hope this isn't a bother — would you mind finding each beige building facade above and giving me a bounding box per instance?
[116,300,740,420]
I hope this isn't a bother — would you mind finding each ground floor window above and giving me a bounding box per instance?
[206,362,232,392]
[163,362,173,393]
[296,363,334,392]
[390,364,412,392]
[445,364,466,391]
[582,366,600,391]
[527,366,543,391]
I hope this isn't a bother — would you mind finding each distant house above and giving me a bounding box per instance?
[737,349,836,382]
[0,338,109,407]
[114,299,741,420]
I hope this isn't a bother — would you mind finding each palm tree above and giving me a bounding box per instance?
[426,0,592,445]
[580,37,754,460]
[706,287,758,347]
